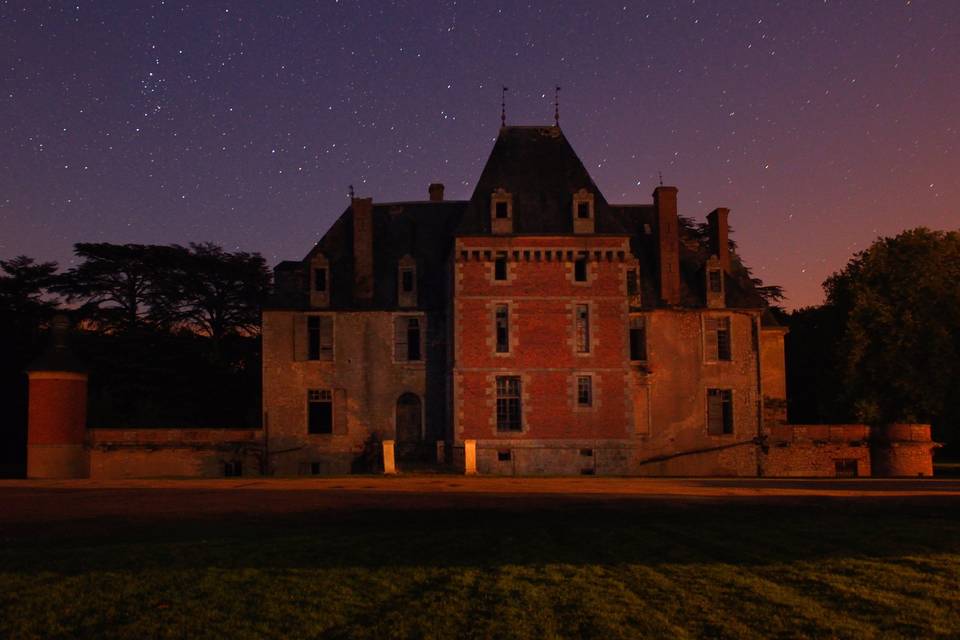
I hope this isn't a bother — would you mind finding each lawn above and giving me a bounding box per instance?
[1,495,958,639]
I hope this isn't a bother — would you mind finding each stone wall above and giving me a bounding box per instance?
[87,428,263,479]
[763,424,872,477]
[262,309,443,475]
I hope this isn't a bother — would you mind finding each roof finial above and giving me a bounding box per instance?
[501,86,508,127]
[348,184,355,199]
[554,85,561,126]
[658,171,664,187]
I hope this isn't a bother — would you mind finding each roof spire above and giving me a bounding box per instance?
[554,85,561,126]
[658,171,664,187]
[501,86,508,127]
[348,184,355,199]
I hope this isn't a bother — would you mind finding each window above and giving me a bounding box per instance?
[577,202,591,219]
[707,389,733,435]
[496,376,522,431]
[579,448,594,457]
[401,268,414,293]
[224,461,242,477]
[577,375,593,407]
[835,459,859,478]
[495,201,509,218]
[575,304,590,353]
[574,258,587,282]
[310,462,322,475]
[629,316,647,361]
[709,268,722,294]
[395,316,422,362]
[314,267,327,293]
[495,304,509,353]
[494,257,507,281]
[308,389,333,434]
[626,269,639,297]
[705,316,731,361]
[497,450,511,462]
[307,316,333,361]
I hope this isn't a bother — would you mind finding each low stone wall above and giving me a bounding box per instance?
[763,424,872,477]
[87,428,264,479]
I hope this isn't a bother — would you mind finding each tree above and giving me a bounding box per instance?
[166,243,271,342]
[821,228,960,444]
[52,243,179,332]
[0,256,59,327]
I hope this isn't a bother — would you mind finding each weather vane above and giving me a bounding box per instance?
[501,86,508,127]
[554,85,561,126]
[658,171,664,187]
[348,184,355,199]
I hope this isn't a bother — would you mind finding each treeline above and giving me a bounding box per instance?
[0,243,269,474]
[784,228,960,454]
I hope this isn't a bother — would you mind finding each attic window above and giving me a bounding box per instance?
[495,201,509,219]
[314,267,327,292]
[709,269,723,294]
[577,202,591,219]
[401,268,414,293]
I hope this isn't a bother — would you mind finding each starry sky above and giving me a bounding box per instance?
[2,1,958,308]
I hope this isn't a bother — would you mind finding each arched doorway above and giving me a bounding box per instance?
[395,393,423,461]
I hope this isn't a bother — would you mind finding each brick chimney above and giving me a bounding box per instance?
[428,183,444,202]
[653,186,680,305]
[707,207,731,273]
[352,197,374,301]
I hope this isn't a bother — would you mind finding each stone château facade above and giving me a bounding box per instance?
[24,125,939,478]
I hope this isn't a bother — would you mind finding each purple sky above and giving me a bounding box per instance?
[3,1,958,308]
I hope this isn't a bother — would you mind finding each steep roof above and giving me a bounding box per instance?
[457,126,628,235]
[270,125,772,312]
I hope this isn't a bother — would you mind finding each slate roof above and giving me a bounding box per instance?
[457,126,628,235]
[269,125,770,312]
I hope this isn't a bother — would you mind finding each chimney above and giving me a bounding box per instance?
[428,183,445,202]
[352,197,374,301]
[653,186,681,305]
[707,208,730,273]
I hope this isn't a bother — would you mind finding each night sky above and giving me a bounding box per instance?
[2,1,958,308]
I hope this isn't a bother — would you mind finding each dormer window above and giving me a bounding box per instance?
[314,267,327,293]
[709,269,722,294]
[706,256,725,309]
[398,255,417,308]
[309,253,330,308]
[490,188,513,234]
[401,269,414,293]
[572,188,595,234]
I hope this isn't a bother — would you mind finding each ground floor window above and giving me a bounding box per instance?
[308,389,333,434]
[496,376,522,431]
[707,388,733,435]
[224,461,242,477]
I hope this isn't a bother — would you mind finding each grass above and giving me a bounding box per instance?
[1,500,959,639]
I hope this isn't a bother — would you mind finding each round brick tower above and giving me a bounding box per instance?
[870,423,939,477]
[26,315,89,478]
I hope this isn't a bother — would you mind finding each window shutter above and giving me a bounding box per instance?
[707,391,723,435]
[705,318,719,361]
[318,317,334,360]
[333,388,348,434]
[293,314,307,361]
[394,316,408,361]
